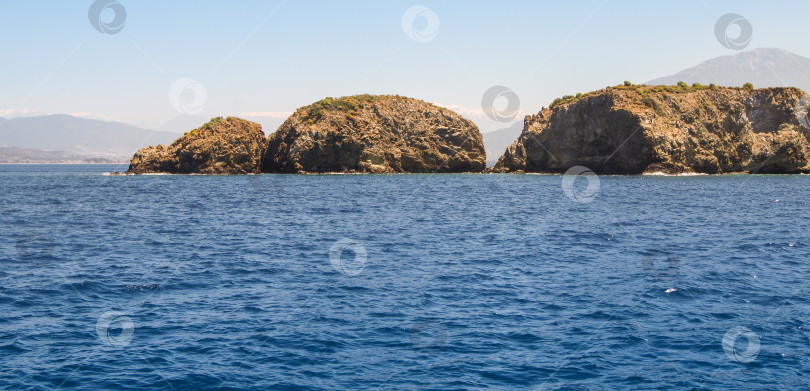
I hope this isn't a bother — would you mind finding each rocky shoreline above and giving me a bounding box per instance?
[492,84,810,175]
[124,86,810,175]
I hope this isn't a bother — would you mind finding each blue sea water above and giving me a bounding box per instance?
[1,164,809,390]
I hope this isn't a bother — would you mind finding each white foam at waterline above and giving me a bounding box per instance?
[644,172,709,176]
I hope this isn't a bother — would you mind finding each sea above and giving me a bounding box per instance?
[1,164,808,390]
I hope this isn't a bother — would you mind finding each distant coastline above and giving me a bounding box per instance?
[0,147,128,164]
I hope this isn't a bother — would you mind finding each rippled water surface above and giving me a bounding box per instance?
[1,164,809,390]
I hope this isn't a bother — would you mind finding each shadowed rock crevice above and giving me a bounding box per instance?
[492,85,810,174]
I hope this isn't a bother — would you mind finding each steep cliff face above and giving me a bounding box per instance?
[493,85,810,174]
[263,95,486,173]
[126,117,266,174]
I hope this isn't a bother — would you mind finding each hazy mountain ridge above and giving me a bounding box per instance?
[4,48,810,162]
[648,48,810,91]
[0,114,178,156]
[482,122,524,166]
[0,147,128,163]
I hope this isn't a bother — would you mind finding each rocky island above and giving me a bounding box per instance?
[125,87,810,176]
[125,95,486,174]
[263,95,486,173]
[492,84,810,174]
[126,117,266,174]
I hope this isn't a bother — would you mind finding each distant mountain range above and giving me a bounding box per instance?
[648,48,810,91]
[482,122,523,166]
[0,114,178,157]
[3,48,809,164]
[0,147,128,164]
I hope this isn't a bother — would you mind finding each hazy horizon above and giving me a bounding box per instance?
[2,1,809,135]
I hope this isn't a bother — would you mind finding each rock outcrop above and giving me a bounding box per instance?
[126,117,266,174]
[263,95,486,173]
[492,85,810,174]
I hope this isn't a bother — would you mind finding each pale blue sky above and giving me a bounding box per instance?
[0,0,808,133]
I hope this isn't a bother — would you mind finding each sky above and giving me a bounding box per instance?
[0,0,808,134]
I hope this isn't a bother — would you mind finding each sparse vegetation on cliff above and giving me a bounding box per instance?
[301,95,381,123]
[547,82,771,110]
[494,85,810,175]
[549,95,578,108]
[127,117,266,175]
[264,94,486,173]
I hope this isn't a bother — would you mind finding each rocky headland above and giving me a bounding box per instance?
[262,95,486,173]
[126,116,266,174]
[125,86,810,175]
[492,84,810,174]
